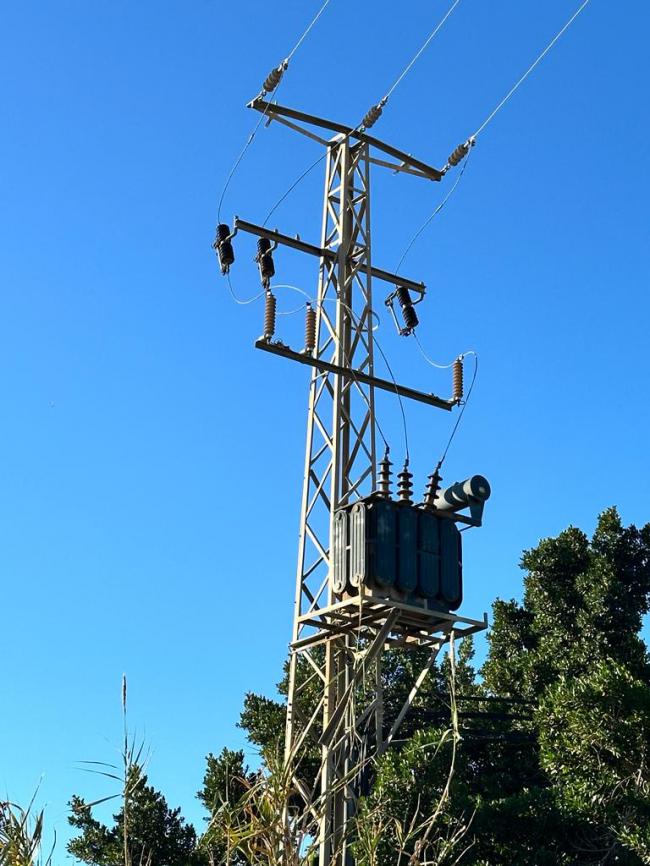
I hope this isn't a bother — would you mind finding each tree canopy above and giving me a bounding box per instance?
[67,507,650,865]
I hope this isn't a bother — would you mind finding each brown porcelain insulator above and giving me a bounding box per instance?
[448,141,469,167]
[453,357,464,402]
[263,291,276,341]
[304,303,316,354]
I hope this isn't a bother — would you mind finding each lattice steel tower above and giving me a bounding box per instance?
[224,98,488,866]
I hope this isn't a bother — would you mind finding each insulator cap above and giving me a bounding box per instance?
[452,357,464,402]
[397,460,414,505]
[361,101,384,130]
[395,285,419,334]
[304,303,316,354]
[377,449,393,499]
[256,238,275,289]
[213,224,235,275]
[263,291,276,341]
[422,469,442,510]
[262,61,287,95]
[448,141,470,167]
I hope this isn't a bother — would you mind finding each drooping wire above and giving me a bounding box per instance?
[360,0,464,129]
[395,147,472,272]
[436,353,478,470]
[217,103,276,225]
[414,334,477,371]
[226,273,265,306]
[371,331,410,463]
[263,154,326,227]
[471,0,592,139]
[216,0,334,224]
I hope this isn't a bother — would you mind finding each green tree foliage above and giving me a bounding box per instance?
[68,764,203,866]
[197,749,255,866]
[231,508,650,864]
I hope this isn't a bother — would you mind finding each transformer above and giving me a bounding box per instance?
[332,496,463,612]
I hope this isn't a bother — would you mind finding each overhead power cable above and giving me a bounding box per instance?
[360,0,464,130]
[472,0,592,139]
[216,0,334,223]
[395,147,472,271]
[263,154,326,227]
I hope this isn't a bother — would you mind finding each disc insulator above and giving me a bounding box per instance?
[262,62,287,94]
[213,224,234,275]
[362,102,383,129]
[448,141,469,167]
[256,238,275,289]
[395,285,419,334]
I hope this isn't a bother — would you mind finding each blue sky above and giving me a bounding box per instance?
[1,0,649,859]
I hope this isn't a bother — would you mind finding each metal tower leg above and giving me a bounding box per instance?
[284,136,376,866]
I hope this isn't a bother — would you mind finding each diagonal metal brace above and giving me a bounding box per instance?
[319,610,399,747]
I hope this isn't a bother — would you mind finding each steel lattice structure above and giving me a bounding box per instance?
[234,99,487,866]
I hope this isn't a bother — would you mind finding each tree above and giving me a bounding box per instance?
[230,508,650,864]
[196,749,255,866]
[68,763,203,866]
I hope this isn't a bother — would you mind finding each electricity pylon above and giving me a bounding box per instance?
[233,99,487,866]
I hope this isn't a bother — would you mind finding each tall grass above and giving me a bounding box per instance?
[0,793,53,866]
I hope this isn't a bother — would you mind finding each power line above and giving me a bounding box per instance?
[285,0,333,63]
[360,0,464,130]
[395,147,472,272]
[263,154,326,227]
[414,334,477,372]
[472,0,592,139]
[384,0,464,103]
[216,0,334,224]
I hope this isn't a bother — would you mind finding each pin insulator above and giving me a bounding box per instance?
[361,101,384,130]
[397,460,414,505]
[448,141,470,167]
[452,357,464,402]
[256,238,275,289]
[213,223,235,275]
[377,450,393,499]
[304,303,316,354]
[262,61,287,95]
[263,290,276,341]
[422,469,442,510]
[395,285,419,334]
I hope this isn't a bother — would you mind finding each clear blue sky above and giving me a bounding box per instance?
[2,0,649,859]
